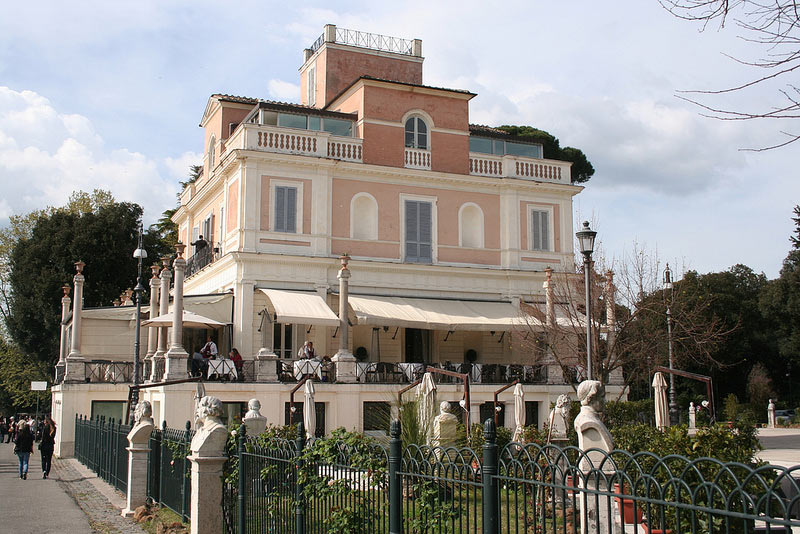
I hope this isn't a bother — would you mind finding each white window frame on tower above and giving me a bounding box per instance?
[404,116,429,149]
[270,180,304,234]
[528,206,554,252]
[307,66,316,106]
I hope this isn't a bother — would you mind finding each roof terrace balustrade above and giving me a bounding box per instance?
[226,123,363,163]
[404,147,431,170]
[469,152,571,183]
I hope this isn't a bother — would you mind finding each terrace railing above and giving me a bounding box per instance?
[74,415,131,494]
[186,242,218,278]
[148,421,193,521]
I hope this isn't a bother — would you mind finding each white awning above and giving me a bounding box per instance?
[170,293,233,324]
[258,289,340,327]
[347,295,526,331]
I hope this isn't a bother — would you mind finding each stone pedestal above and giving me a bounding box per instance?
[64,356,86,382]
[189,396,228,534]
[255,350,279,382]
[579,478,618,534]
[333,255,356,382]
[333,353,357,383]
[122,417,154,516]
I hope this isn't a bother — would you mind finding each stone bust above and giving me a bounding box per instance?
[574,380,614,473]
[127,400,154,444]
[190,396,228,456]
[432,401,459,449]
[242,398,267,436]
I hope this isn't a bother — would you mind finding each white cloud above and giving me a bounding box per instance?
[165,151,203,181]
[0,86,178,224]
[267,79,300,102]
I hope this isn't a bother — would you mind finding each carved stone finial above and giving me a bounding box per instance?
[175,242,186,258]
[339,254,350,270]
[161,256,171,270]
[62,285,71,297]
[150,264,161,278]
[74,260,86,274]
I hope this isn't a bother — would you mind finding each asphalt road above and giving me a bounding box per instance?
[0,437,92,533]
[758,428,800,468]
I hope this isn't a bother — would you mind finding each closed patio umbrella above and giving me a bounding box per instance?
[416,372,437,443]
[303,379,316,441]
[513,382,525,442]
[653,372,669,431]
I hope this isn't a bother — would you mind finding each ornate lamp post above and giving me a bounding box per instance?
[663,263,678,425]
[575,221,597,381]
[132,224,147,410]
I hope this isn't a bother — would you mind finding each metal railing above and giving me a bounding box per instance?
[147,421,193,521]
[223,420,800,534]
[74,415,131,494]
[84,360,142,383]
[186,242,218,278]
[309,27,414,56]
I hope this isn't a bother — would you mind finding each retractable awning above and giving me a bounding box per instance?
[347,295,528,331]
[258,289,340,327]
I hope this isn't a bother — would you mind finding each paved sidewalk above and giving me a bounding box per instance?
[758,427,800,468]
[0,437,146,534]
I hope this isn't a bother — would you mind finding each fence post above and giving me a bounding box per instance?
[482,419,499,534]
[182,420,192,522]
[122,407,154,517]
[389,419,403,534]
[237,423,247,534]
[159,420,167,505]
[295,421,306,534]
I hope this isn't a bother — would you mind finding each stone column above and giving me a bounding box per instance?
[164,243,189,381]
[150,257,171,382]
[333,255,356,383]
[145,264,161,359]
[188,397,228,534]
[65,261,86,382]
[56,285,71,382]
[122,402,154,517]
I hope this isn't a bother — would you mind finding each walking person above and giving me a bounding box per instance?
[14,422,34,479]
[39,416,56,479]
[0,418,7,444]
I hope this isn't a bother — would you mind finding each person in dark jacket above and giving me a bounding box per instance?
[14,422,34,479]
[39,416,56,479]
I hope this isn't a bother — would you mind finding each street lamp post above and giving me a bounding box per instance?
[575,221,597,381]
[132,224,147,412]
[663,263,678,425]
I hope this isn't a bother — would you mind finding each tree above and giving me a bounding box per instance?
[496,125,595,183]
[662,0,800,150]
[517,244,730,394]
[0,339,51,413]
[2,194,172,365]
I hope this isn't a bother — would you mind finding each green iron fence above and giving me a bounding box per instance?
[74,414,131,494]
[224,420,800,534]
[147,421,193,521]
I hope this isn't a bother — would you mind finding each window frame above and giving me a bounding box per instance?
[208,135,216,170]
[270,180,304,234]
[404,116,429,150]
[307,66,316,106]
[528,206,554,252]
[401,194,437,264]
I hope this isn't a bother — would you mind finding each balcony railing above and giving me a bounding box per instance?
[404,147,431,170]
[469,152,571,183]
[227,123,362,163]
[85,361,142,384]
[186,241,218,278]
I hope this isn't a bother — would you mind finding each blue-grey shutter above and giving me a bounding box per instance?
[419,201,432,261]
[405,200,418,261]
[275,187,286,232]
[286,187,297,233]
[531,211,541,250]
[540,211,549,251]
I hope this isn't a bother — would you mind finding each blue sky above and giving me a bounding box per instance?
[0,1,796,278]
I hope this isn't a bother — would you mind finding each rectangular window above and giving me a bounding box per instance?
[525,401,540,428]
[480,401,505,427]
[322,118,353,137]
[274,186,297,233]
[278,113,307,130]
[469,136,493,154]
[273,323,294,359]
[308,116,321,131]
[531,210,550,251]
[405,200,432,263]
[506,141,541,158]
[307,67,316,106]
[363,402,390,432]
[284,402,325,437]
[91,401,125,422]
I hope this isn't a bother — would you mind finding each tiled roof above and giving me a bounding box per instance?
[212,94,356,119]
[359,75,475,96]
[212,94,259,104]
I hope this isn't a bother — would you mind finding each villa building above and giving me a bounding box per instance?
[50,25,622,457]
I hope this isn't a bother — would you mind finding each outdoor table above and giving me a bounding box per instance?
[294,359,322,380]
[208,359,238,380]
[469,363,483,383]
[397,362,425,382]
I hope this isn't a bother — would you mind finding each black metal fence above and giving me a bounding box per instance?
[147,421,193,521]
[74,414,131,494]
[224,420,800,534]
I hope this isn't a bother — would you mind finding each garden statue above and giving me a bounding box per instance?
[432,401,459,449]
[574,380,614,473]
[191,395,228,455]
[127,401,154,443]
[548,394,570,440]
[689,402,696,430]
[123,400,154,517]
[243,398,267,436]
[768,399,776,428]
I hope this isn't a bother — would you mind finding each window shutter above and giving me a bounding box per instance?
[286,187,297,233]
[275,187,286,232]
[540,212,549,251]
[405,200,418,261]
[419,201,432,261]
[531,212,541,250]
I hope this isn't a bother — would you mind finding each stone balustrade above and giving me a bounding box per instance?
[469,152,571,183]
[227,123,363,163]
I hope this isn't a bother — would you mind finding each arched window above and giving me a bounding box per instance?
[208,135,216,170]
[351,193,378,241]
[405,117,428,149]
[459,203,484,249]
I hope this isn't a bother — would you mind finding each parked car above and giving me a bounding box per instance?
[775,409,796,424]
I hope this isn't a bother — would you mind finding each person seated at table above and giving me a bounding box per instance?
[191,347,206,377]
[229,348,243,380]
[297,340,316,359]
[201,335,218,360]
